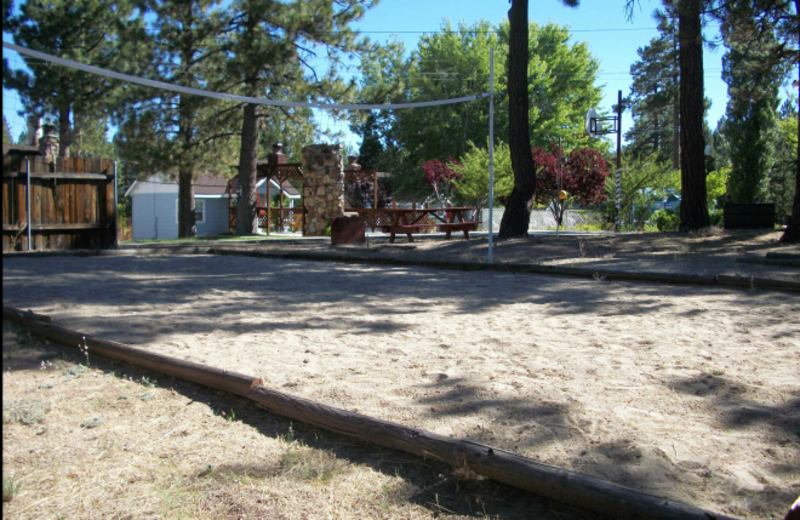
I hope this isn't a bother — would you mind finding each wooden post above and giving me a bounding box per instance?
[373,171,378,209]
[227,181,232,232]
[266,177,271,235]
[279,177,284,232]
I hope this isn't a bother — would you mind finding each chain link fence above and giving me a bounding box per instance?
[480,208,603,232]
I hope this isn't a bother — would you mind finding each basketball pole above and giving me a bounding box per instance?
[488,47,495,264]
[615,90,622,233]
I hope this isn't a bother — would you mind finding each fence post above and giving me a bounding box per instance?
[26,158,32,251]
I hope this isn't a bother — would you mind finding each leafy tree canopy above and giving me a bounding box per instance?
[4,0,142,157]
[355,18,604,198]
[450,141,514,213]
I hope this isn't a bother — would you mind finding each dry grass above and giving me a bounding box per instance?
[2,321,607,520]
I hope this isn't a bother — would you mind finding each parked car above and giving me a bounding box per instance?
[658,192,681,212]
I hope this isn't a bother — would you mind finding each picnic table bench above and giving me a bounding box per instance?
[378,206,480,243]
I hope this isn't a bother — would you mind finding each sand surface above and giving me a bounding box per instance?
[3,242,799,519]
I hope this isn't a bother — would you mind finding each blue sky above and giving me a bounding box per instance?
[346,0,731,137]
[3,0,794,147]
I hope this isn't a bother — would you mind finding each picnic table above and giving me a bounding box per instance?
[378,206,480,243]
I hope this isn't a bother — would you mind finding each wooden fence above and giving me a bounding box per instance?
[2,155,116,252]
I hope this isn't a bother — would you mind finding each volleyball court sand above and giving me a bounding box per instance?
[3,253,798,519]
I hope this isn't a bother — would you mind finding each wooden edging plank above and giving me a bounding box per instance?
[207,248,723,287]
[715,274,800,292]
[2,306,260,398]
[766,251,800,261]
[2,306,52,323]
[246,385,738,520]
[2,305,740,520]
[3,245,797,293]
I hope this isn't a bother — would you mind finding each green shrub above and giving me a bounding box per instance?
[652,209,679,232]
[709,209,723,227]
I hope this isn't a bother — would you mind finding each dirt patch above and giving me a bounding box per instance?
[3,230,800,519]
[2,322,604,520]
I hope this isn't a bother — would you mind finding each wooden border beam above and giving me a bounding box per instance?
[3,306,261,398]
[2,305,740,520]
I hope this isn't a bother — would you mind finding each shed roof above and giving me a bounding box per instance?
[124,173,232,198]
[193,175,229,196]
[3,145,42,156]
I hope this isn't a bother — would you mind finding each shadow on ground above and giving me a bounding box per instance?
[2,322,609,520]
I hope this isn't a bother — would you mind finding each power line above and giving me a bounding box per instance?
[338,27,661,34]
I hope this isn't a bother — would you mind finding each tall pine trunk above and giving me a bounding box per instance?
[780,56,800,243]
[178,167,196,237]
[498,0,537,239]
[677,0,709,231]
[177,93,196,238]
[672,29,680,171]
[236,102,260,235]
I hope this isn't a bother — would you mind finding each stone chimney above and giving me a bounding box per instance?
[267,142,286,165]
[301,144,345,236]
[39,123,59,158]
[27,115,41,147]
[345,156,360,170]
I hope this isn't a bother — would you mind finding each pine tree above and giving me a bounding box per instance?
[499,0,583,239]
[722,3,783,204]
[626,16,679,165]
[72,117,115,158]
[226,0,374,235]
[3,0,138,157]
[115,0,237,238]
[674,0,711,231]
[717,0,798,240]
[2,116,13,147]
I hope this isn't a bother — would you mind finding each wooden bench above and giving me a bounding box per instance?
[381,224,435,243]
[436,221,481,239]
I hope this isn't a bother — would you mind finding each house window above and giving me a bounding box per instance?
[175,199,206,224]
[195,200,205,223]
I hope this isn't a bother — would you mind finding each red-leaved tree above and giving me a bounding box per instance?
[532,147,610,228]
[422,159,461,205]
